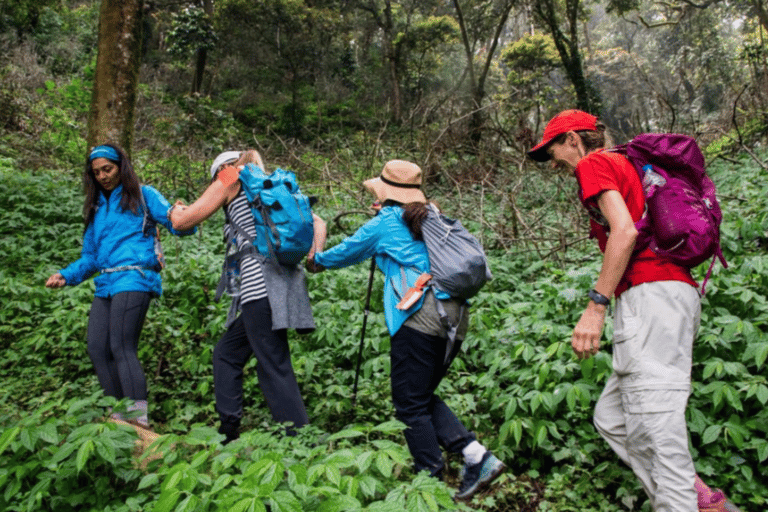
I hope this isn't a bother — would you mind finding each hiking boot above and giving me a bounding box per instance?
[454,451,505,501]
[218,419,240,445]
[699,490,742,512]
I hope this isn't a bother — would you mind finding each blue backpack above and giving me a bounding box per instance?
[214,165,314,304]
[232,164,314,265]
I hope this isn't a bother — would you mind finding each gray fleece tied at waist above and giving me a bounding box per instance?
[226,254,315,333]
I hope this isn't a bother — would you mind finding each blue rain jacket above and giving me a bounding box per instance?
[60,184,195,298]
[314,205,449,336]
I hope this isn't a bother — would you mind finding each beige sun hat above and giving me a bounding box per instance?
[363,160,427,204]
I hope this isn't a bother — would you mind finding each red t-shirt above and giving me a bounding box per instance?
[575,150,697,297]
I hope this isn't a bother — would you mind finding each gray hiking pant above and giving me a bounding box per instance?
[594,281,700,512]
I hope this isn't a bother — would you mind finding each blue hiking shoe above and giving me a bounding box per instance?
[454,451,506,501]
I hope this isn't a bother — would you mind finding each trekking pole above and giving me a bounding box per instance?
[352,257,377,408]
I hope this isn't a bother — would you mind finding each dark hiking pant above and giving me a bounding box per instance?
[87,291,151,400]
[390,325,475,478]
[213,298,308,434]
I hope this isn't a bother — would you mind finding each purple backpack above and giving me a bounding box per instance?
[613,133,727,292]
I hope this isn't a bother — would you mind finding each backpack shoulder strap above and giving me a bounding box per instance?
[138,186,157,237]
[434,297,466,366]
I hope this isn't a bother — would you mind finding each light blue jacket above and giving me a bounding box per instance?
[60,184,195,298]
[314,205,449,336]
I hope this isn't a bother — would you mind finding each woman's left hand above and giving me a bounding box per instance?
[305,256,324,273]
[45,272,66,288]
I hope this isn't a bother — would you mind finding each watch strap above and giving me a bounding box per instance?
[588,289,610,307]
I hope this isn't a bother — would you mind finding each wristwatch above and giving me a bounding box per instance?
[588,289,611,311]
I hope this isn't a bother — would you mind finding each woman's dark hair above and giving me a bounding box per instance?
[402,201,430,240]
[83,143,142,226]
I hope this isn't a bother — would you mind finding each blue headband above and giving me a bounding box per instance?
[89,145,120,163]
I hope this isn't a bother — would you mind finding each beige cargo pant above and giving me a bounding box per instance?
[594,281,701,512]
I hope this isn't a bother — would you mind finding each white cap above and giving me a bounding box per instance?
[209,151,241,179]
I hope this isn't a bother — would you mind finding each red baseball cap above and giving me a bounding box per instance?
[527,109,598,162]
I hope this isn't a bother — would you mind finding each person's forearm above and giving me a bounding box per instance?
[170,204,199,231]
[594,225,636,298]
[311,213,327,255]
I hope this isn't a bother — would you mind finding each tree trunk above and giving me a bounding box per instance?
[192,0,214,95]
[87,0,144,156]
[356,0,401,121]
[754,0,768,33]
[453,0,516,149]
[192,47,207,95]
[382,0,401,121]
[533,0,601,113]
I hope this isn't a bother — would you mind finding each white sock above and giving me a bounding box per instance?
[462,441,487,466]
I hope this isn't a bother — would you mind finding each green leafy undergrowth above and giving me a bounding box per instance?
[2,151,768,510]
[0,393,462,512]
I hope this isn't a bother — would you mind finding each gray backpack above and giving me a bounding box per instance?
[421,204,492,300]
[417,204,492,363]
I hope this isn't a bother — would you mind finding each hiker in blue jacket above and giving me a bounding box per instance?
[170,149,327,443]
[307,160,505,501]
[45,143,196,428]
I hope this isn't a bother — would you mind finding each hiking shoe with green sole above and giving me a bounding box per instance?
[454,451,505,501]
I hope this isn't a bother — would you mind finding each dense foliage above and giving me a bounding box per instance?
[1,145,767,511]
[1,0,767,510]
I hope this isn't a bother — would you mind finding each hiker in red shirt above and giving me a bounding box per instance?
[528,110,739,512]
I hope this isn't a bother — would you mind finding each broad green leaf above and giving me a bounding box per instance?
[162,468,184,492]
[355,451,374,473]
[37,423,59,445]
[326,429,365,442]
[229,498,255,512]
[153,490,181,512]
[325,464,341,487]
[756,384,768,405]
[19,427,35,452]
[512,419,523,447]
[375,453,393,479]
[566,385,578,412]
[358,475,378,497]
[757,441,768,462]
[211,474,233,494]
[702,425,722,445]
[139,473,160,490]
[190,450,209,469]
[0,426,20,455]
[175,494,201,512]
[75,439,94,473]
[94,438,116,464]
[580,357,594,380]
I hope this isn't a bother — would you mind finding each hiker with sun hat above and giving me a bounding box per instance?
[307,160,505,501]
